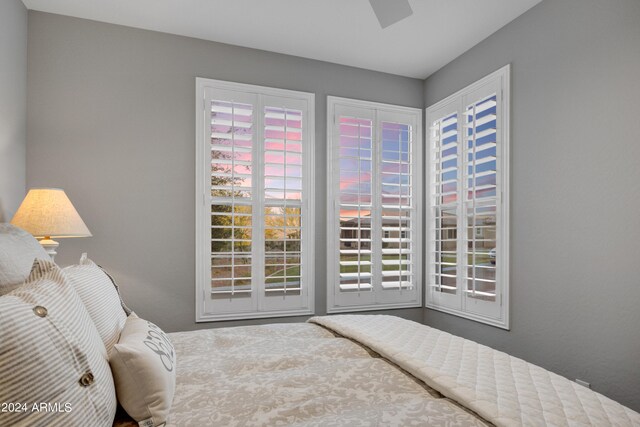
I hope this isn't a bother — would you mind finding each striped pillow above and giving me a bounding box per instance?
[0,259,117,427]
[93,263,133,317]
[64,255,128,354]
[0,224,50,295]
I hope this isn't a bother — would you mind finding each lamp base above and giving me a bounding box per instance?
[38,238,59,261]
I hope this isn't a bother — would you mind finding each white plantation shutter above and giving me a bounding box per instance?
[327,97,422,312]
[196,79,314,322]
[465,95,498,303]
[426,65,510,329]
[379,112,417,299]
[208,90,256,316]
[428,107,460,310]
[261,98,309,312]
[336,112,374,295]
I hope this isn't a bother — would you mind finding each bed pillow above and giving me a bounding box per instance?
[0,259,117,427]
[0,223,50,295]
[110,314,176,427]
[89,258,133,317]
[64,255,128,354]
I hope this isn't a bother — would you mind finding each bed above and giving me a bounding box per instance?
[108,316,640,427]
[1,223,639,427]
[113,322,487,426]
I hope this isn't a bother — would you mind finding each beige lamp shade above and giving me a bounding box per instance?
[11,188,92,238]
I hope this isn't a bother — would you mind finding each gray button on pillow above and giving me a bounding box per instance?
[0,224,51,295]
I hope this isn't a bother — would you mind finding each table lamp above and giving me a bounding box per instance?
[10,188,92,260]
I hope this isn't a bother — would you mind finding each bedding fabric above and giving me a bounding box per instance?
[0,259,117,427]
[113,323,488,427]
[110,314,176,427]
[309,315,640,427]
[0,224,50,295]
[64,255,128,354]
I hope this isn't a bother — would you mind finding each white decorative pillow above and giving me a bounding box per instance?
[110,314,176,427]
[64,255,128,354]
[0,259,117,426]
[0,223,50,295]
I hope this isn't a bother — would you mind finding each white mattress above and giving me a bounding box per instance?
[310,315,640,427]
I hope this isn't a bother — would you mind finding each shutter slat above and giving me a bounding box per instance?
[433,141,458,152]
[340,261,372,266]
[211,105,253,116]
[211,132,252,141]
[441,116,457,127]
[340,272,372,278]
[381,271,412,277]
[381,282,413,289]
[339,283,373,291]
[441,129,457,139]
[467,127,496,140]
[381,248,411,254]
[212,118,253,128]
[465,113,496,127]
[471,155,496,166]
[464,99,496,115]
[211,289,252,295]
[211,145,252,153]
[464,289,495,297]
[381,260,411,265]
[211,158,252,166]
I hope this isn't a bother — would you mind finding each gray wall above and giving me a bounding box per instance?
[423,0,640,411]
[26,0,640,412]
[26,12,424,332]
[0,0,27,222]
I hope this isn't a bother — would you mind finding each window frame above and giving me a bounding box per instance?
[326,96,423,313]
[425,65,510,329]
[195,78,315,322]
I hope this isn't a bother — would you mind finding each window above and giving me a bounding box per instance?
[327,97,422,312]
[425,65,510,329]
[196,78,315,321]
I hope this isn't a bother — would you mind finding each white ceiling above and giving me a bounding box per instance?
[22,0,542,79]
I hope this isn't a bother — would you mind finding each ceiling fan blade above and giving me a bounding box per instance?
[369,0,413,29]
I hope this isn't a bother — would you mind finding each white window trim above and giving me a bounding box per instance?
[195,78,315,322]
[326,96,423,313]
[425,65,510,329]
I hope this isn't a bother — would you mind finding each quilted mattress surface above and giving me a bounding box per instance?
[309,315,640,427]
